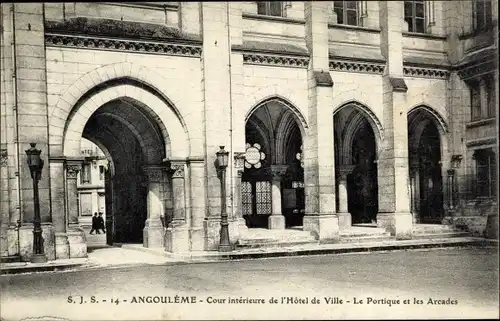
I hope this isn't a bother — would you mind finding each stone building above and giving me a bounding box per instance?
[0,1,498,261]
[77,138,107,233]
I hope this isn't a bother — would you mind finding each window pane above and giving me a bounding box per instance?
[270,1,282,16]
[242,181,252,215]
[486,77,496,117]
[406,17,414,32]
[415,2,424,17]
[257,2,267,15]
[256,181,271,215]
[470,82,481,120]
[415,17,425,33]
[334,7,344,24]
[404,2,413,17]
[346,1,357,9]
[347,10,358,25]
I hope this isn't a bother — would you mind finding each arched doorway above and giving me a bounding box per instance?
[334,103,380,226]
[243,99,304,229]
[81,97,166,244]
[408,107,444,223]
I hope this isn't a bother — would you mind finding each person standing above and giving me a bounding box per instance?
[90,212,99,234]
[97,212,106,234]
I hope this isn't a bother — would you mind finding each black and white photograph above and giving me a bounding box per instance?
[0,1,499,320]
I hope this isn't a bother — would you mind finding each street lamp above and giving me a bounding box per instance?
[25,142,47,263]
[216,145,232,252]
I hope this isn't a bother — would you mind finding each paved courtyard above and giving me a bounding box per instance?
[1,247,498,320]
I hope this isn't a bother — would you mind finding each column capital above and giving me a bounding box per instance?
[143,165,166,182]
[271,165,288,181]
[338,165,355,180]
[168,161,186,179]
[451,154,463,169]
[234,152,246,170]
[66,164,81,179]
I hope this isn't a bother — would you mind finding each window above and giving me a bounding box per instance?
[470,80,481,120]
[333,1,359,26]
[81,163,91,184]
[241,180,272,216]
[472,0,492,31]
[474,149,496,198]
[404,0,426,33]
[99,165,105,181]
[485,75,496,117]
[257,1,283,17]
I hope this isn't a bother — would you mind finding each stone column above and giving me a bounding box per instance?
[0,150,9,257]
[165,161,189,253]
[143,166,165,248]
[65,160,87,258]
[233,152,248,234]
[409,164,420,224]
[268,165,288,230]
[189,158,206,251]
[49,157,69,259]
[303,1,339,242]
[338,165,355,229]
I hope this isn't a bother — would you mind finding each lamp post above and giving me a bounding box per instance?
[216,146,232,252]
[25,142,47,263]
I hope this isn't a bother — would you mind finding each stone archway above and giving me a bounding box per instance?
[60,80,191,252]
[333,102,382,228]
[243,98,306,229]
[408,106,447,224]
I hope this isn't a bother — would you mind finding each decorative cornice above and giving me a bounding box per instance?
[456,59,497,81]
[242,53,309,68]
[45,33,202,58]
[329,59,385,74]
[403,66,450,79]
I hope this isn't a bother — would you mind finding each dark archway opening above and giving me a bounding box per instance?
[243,101,304,228]
[82,97,166,244]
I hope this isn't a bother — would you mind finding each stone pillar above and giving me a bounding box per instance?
[65,160,87,258]
[49,157,69,259]
[165,161,189,253]
[233,152,248,234]
[268,165,288,230]
[0,150,9,257]
[143,166,165,248]
[409,164,420,224]
[303,1,339,242]
[376,1,413,239]
[189,158,206,251]
[338,165,355,229]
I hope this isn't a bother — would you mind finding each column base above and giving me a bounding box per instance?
[67,226,88,258]
[55,233,70,259]
[203,218,239,250]
[18,224,56,261]
[338,212,351,229]
[189,227,205,251]
[303,214,340,243]
[6,226,19,257]
[268,215,285,230]
[143,219,165,248]
[377,212,413,240]
[165,224,190,253]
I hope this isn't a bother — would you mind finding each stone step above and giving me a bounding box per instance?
[413,224,457,234]
[340,227,389,237]
[236,239,318,249]
[412,232,472,239]
[340,233,392,244]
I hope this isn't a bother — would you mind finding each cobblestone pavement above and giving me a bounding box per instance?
[1,247,498,320]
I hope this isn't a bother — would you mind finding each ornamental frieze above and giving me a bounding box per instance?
[242,53,310,68]
[45,34,202,58]
[403,66,450,79]
[329,60,385,74]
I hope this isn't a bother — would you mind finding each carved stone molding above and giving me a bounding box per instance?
[45,34,202,58]
[143,166,165,182]
[270,165,288,181]
[403,66,450,79]
[338,165,356,181]
[329,59,385,74]
[234,152,246,170]
[169,162,185,179]
[242,53,309,68]
[451,154,463,169]
[0,149,7,167]
[66,164,81,179]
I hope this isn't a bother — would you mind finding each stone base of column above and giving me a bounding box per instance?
[268,215,285,230]
[143,219,165,248]
[165,224,190,253]
[19,224,56,261]
[189,227,205,251]
[203,218,239,250]
[303,214,340,243]
[6,226,19,256]
[377,212,413,240]
[54,232,70,259]
[67,227,88,258]
[338,212,351,229]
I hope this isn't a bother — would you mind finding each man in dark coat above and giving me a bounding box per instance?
[90,212,99,234]
[97,212,106,234]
